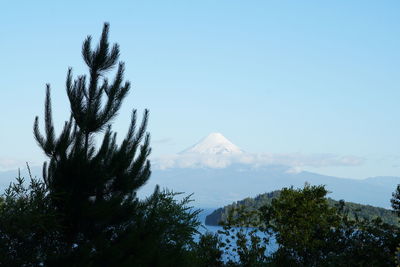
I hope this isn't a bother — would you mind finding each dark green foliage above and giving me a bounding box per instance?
[205,191,280,226]
[328,198,398,225]
[332,216,399,266]
[190,233,224,267]
[263,185,398,266]
[262,185,341,266]
[0,174,209,266]
[0,168,61,266]
[70,187,204,266]
[206,189,398,226]
[218,206,268,267]
[392,184,400,217]
[127,189,202,266]
[31,23,151,261]
[214,184,399,266]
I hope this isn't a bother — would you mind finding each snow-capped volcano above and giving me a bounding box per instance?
[180,133,243,155]
[154,132,362,171]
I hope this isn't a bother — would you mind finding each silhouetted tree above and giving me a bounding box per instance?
[33,23,151,262]
[392,185,400,217]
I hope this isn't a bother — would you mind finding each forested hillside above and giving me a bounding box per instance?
[205,189,398,226]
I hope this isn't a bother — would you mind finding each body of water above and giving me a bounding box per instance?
[196,208,277,262]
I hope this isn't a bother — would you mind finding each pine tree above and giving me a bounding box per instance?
[33,23,151,258]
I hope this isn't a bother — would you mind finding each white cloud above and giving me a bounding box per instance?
[152,152,364,170]
[0,158,24,171]
[0,158,41,172]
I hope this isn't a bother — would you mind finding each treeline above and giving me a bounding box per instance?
[206,189,399,226]
[211,184,400,266]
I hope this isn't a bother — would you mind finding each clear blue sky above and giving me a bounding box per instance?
[0,1,399,179]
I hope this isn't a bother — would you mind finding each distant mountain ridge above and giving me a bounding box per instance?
[1,133,399,211]
[1,163,399,209]
[140,163,399,209]
[143,134,400,208]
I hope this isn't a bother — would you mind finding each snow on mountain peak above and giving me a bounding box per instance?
[180,133,243,155]
[154,133,363,170]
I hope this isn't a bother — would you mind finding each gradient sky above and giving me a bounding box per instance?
[0,1,399,179]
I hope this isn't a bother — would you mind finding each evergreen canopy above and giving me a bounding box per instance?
[33,23,151,248]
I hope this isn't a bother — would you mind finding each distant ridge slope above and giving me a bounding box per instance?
[146,165,397,208]
[205,190,399,226]
[135,133,398,208]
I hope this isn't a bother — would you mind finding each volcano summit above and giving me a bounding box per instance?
[180,133,243,155]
